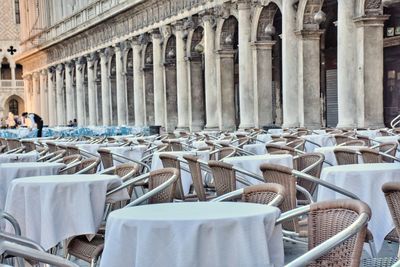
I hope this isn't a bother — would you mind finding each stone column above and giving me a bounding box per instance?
[282,0,299,127]
[87,53,97,126]
[297,30,323,129]
[217,50,236,130]
[152,31,165,127]
[132,39,145,126]
[252,41,275,128]
[75,57,86,126]
[23,74,32,113]
[55,64,65,125]
[40,70,49,124]
[337,0,357,128]
[354,15,389,128]
[99,49,111,126]
[65,62,76,123]
[202,13,219,129]
[47,68,57,126]
[32,72,41,114]
[10,63,16,87]
[175,22,190,130]
[114,43,128,125]
[238,0,254,129]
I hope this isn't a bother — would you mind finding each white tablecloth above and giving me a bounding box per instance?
[357,130,381,139]
[4,174,129,250]
[0,151,39,163]
[317,163,400,252]
[76,143,120,156]
[255,134,272,143]
[105,145,147,165]
[0,162,66,209]
[223,154,293,188]
[100,202,283,267]
[303,134,335,152]
[243,143,266,155]
[151,151,210,195]
[315,146,365,167]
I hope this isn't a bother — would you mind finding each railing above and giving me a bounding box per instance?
[21,0,128,50]
[0,80,24,89]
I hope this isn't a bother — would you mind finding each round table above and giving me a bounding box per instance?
[4,174,129,250]
[100,202,283,267]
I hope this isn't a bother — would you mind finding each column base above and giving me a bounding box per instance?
[336,123,358,130]
[302,123,322,130]
[204,125,220,131]
[282,122,300,129]
[238,123,255,130]
[174,127,190,133]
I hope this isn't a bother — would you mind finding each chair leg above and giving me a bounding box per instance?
[90,258,97,267]
[368,240,377,257]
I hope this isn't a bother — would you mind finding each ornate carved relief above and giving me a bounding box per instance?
[164,35,177,65]
[220,16,238,50]
[365,0,382,15]
[302,0,323,25]
[257,4,279,41]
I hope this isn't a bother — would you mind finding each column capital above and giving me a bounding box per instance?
[295,29,324,40]
[151,29,162,39]
[75,56,86,66]
[199,10,216,25]
[353,15,390,27]
[22,74,32,81]
[32,72,40,79]
[99,47,112,59]
[172,20,185,32]
[56,64,64,72]
[64,61,75,70]
[40,69,47,76]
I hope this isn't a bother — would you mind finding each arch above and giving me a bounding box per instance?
[251,1,282,42]
[190,26,204,58]
[4,95,24,117]
[297,0,324,30]
[219,16,239,50]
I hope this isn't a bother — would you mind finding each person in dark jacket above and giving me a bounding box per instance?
[22,112,44,137]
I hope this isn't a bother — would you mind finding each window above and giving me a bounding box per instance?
[9,99,18,115]
[15,0,20,24]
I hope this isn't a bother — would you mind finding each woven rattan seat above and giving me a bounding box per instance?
[266,144,296,156]
[21,140,36,152]
[359,148,382,163]
[76,157,100,174]
[333,134,354,145]
[66,145,80,156]
[379,142,398,163]
[159,153,185,200]
[46,141,58,153]
[97,148,114,169]
[183,155,215,201]
[67,235,104,264]
[361,257,398,267]
[6,138,21,150]
[334,147,359,165]
[208,160,236,196]
[242,183,286,207]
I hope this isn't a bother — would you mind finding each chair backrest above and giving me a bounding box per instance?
[242,183,286,207]
[356,135,371,147]
[208,160,236,196]
[48,149,67,162]
[147,168,178,204]
[217,147,236,160]
[97,148,114,169]
[340,140,366,147]
[183,155,207,201]
[115,163,139,182]
[383,183,400,244]
[286,138,305,151]
[21,140,36,152]
[159,153,184,200]
[359,148,382,163]
[334,148,358,165]
[307,200,370,267]
[66,145,80,156]
[7,139,21,150]
[63,154,82,165]
[266,144,296,156]
[379,142,398,163]
[294,153,324,198]
[77,157,100,174]
[333,134,353,145]
[260,163,298,232]
[46,141,58,153]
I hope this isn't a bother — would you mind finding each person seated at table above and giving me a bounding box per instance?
[22,112,44,137]
[6,112,16,129]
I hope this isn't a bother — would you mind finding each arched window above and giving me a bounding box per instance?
[9,99,18,115]
[14,0,20,24]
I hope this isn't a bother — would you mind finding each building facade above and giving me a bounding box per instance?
[16,0,400,130]
[0,0,25,120]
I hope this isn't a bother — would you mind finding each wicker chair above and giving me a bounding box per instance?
[75,157,101,174]
[183,155,215,201]
[287,138,306,151]
[159,153,185,200]
[162,140,183,151]
[359,148,382,163]
[281,199,370,267]
[46,141,58,153]
[6,139,21,151]
[356,135,372,147]
[378,142,398,163]
[208,160,237,196]
[66,168,179,267]
[46,149,67,162]
[334,148,359,165]
[20,140,36,152]
[339,139,366,147]
[97,148,114,169]
[212,183,286,208]
[260,164,300,234]
[59,155,83,175]
[66,145,80,156]
[294,153,324,204]
[266,144,296,156]
[333,134,354,145]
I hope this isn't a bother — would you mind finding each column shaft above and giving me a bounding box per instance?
[152,32,165,127]
[65,62,76,123]
[40,70,49,124]
[87,56,97,126]
[115,45,128,125]
[75,59,85,126]
[32,72,41,115]
[175,25,190,129]
[100,50,111,126]
[47,69,57,126]
[132,41,145,126]
[55,65,65,125]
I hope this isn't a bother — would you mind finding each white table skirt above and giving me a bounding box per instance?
[303,134,336,152]
[0,162,66,209]
[151,151,210,195]
[105,145,148,165]
[317,163,400,252]
[223,154,293,188]
[4,174,129,250]
[0,151,39,163]
[100,202,283,267]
